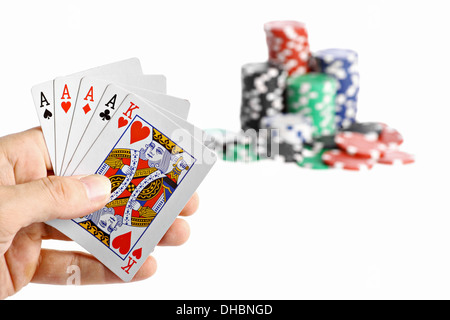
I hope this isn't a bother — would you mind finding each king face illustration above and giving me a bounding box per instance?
[76,122,192,248]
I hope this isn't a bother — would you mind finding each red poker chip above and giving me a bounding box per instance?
[264,20,310,76]
[335,131,387,159]
[379,125,404,148]
[264,20,308,38]
[322,150,375,171]
[378,150,415,165]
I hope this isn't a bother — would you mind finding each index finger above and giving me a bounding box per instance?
[179,192,199,217]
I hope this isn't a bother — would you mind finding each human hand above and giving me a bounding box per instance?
[0,128,199,299]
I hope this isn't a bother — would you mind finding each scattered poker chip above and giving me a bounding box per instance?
[274,142,303,163]
[335,131,387,159]
[297,149,330,169]
[378,125,404,148]
[378,150,415,165]
[223,143,260,162]
[204,128,263,163]
[343,122,384,136]
[304,134,337,151]
[322,149,375,171]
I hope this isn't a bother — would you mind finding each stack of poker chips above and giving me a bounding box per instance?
[205,20,415,169]
[240,62,288,131]
[259,113,313,162]
[296,122,414,170]
[286,73,338,138]
[264,20,311,76]
[313,49,360,129]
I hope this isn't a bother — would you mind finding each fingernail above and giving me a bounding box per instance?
[79,174,111,202]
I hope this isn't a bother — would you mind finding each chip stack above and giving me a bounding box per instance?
[286,73,337,138]
[264,20,311,76]
[313,49,360,129]
[240,62,287,131]
[259,113,313,162]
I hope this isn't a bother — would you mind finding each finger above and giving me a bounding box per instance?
[31,249,156,285]
[179,192,199,217]
[26,127,53,171]
[21,223,72,242]
[0,127,50,186]
[0,174,111,232]
[158,218,190,246]
[41,227,72,241]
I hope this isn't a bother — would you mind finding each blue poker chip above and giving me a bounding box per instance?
[313,48,359,129]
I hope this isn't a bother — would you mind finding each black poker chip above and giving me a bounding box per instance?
[240,62,287,131]
[304,134,337,151]
[274,142,303,163]
[342,122,384,136]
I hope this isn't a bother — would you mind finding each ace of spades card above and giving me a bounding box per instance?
[46,94,216,282]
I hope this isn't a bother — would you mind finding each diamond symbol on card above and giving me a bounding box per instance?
[83,104,91,114]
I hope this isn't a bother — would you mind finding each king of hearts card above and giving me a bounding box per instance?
[46,94,216,281]
[73,116,195,258]
[75,122,193,251]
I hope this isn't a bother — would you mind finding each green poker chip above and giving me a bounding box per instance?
[222,143,260,162]
[286,73,337,138]
[297,149,330,170]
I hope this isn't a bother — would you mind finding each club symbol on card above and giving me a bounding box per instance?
[118,116,128,128]
[43,109,53,120]
[61,101,71,113]
[112,231,132,255]
[130,121,151,144]
[99,109,111,121]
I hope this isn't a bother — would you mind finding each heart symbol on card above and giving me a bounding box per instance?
[130,121,151,144]
[132,248,142,260]
[112,231,132,255]
[61,101,71,113]
[118,116,128,128]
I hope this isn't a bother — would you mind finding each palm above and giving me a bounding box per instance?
[0,128,197,299]
[0,128,49,296]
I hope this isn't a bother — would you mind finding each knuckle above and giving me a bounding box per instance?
[40,176,73,205]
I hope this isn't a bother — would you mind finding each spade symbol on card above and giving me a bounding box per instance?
[43,109,52,120]
[112,231,132,255]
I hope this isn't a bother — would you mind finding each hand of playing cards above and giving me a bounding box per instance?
[32,58,217,282]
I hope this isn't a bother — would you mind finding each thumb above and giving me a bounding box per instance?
[0,174,111,231]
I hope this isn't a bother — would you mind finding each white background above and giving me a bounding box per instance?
[2,0,449,299]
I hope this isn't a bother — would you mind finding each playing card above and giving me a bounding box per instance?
[61,75,168,175]
[31,81,56,169]
[47,93,216,281]
[53,58,143,175]
[63,84,191,176]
